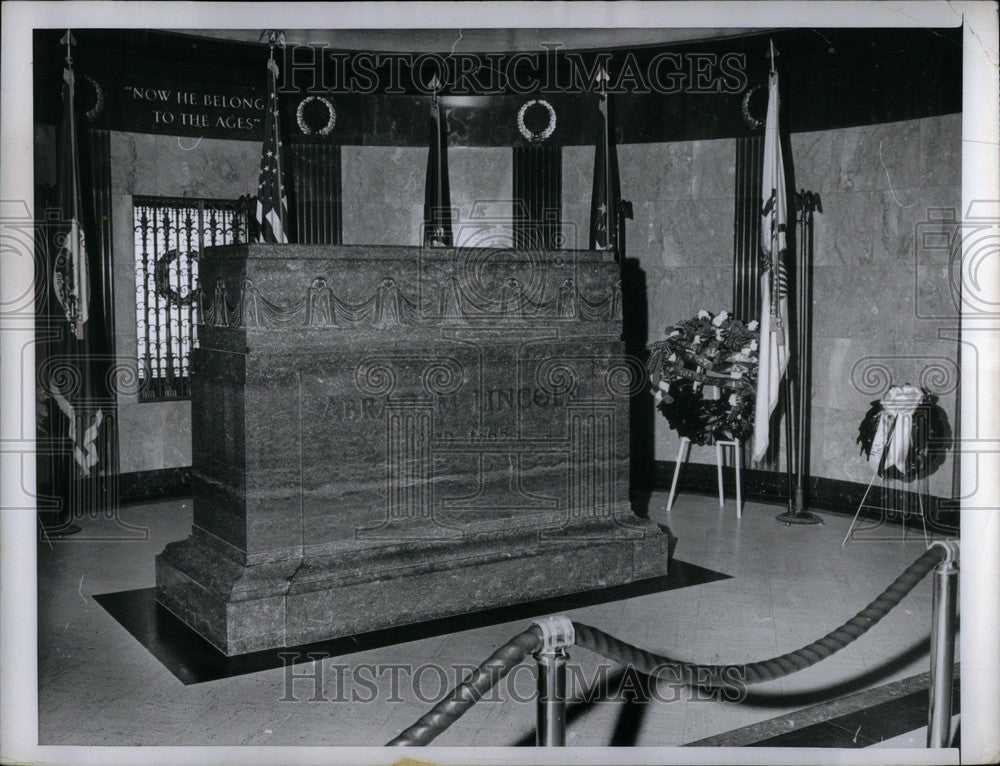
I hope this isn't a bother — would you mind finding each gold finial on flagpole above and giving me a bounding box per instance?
[61,29,76,66]
[259,30,285,63]
[595,61,609,97]
[429,73,441,105]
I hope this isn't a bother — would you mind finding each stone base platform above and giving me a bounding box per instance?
[156,516,672,656]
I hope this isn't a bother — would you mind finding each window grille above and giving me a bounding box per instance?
[132,196,249,401]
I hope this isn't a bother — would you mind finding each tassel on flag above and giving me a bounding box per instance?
[752,40,792,463]
[255,49,289,243]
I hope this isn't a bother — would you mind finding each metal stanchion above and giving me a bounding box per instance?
[927,540,959,748]
[532,616,574,747]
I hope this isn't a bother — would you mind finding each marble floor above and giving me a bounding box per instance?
[37,491,955,747]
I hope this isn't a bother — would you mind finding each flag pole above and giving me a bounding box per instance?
[770,39,821,526]
[602,68,613,259]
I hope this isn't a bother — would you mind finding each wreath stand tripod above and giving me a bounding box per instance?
[666,437,743,519]
[842,408,931,546]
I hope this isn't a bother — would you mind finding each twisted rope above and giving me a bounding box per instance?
[387,626,543,746]
[387,546,944,746]
[573,545,944,686]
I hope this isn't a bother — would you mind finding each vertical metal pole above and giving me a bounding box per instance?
[795,195,809,511]
[928,540,959,748]
[783,374,796,513]
[531,616,574,747]
[535,648,567,746]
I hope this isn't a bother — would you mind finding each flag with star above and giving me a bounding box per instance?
[589,64,621,251]
[255,55,289,243]
[752,40,792,463]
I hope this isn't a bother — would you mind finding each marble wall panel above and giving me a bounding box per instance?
[341,146,425,246]
[341,146,513,247]
[108,131,260,473]
[117,401,192,473]
[564,137,736,466]
[792,113,961,493]
[449,147,513,248]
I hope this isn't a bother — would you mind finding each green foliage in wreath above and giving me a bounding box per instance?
[648,310,759,446]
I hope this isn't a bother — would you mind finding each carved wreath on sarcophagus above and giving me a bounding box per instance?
[198,272,623,329]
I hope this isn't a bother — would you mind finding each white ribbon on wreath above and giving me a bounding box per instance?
[868,384,923,475]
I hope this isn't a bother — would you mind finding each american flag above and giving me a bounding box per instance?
[255,57,289,243]
[752,43,792,463]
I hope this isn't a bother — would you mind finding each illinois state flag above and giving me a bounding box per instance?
[53,60,90,340]
[752,51,791,464]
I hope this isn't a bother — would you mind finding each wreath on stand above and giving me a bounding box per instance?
[648,310,759,445]
[857,384,950,481]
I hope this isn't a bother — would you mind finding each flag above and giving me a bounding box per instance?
[48,34,111,480]
[752,44,792,463]
[255,56,289,243]
[53,57,90,340]
[589,65,621,251]
[423,78,453,247]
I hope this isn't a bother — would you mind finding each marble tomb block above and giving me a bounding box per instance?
[156,244,672,655]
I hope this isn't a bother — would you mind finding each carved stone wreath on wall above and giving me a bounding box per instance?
[296,96,336,136]
[517,99,557,143]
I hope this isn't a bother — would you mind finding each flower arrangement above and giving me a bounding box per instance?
[647,310,759,445]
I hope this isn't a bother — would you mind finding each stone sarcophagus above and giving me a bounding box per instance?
[156,244,671,655]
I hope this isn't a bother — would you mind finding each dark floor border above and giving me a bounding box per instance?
[94,558,729,685]
[649,460,959,535]
[688,665,960,748]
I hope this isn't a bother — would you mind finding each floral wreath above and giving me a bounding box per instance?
[517,99,556,143]
[647,310,759,445]
[83,75,104,122]
[296,96,336,136]
[741,84,764,130]
[857,385,950,482]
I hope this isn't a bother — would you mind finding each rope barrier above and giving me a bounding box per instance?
[387,626,543,746]
[387,545,945,746]
[574,545,944,686]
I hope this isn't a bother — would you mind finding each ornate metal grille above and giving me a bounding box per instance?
[133,196,248,401]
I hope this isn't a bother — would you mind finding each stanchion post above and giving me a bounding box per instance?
[532,616,575,747]
[927,540,959,748]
